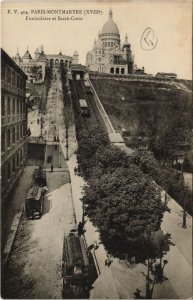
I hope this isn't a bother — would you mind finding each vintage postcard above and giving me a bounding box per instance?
[1,0,192,299]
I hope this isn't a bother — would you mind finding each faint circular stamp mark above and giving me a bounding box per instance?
[140,27,158,51]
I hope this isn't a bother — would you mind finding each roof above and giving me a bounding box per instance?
[22,50,32,60]
[26,185,42,200]
[71,64,86,72]
[79,99,88,107]
[109,132,124,143]
[37,51,47,61]
[156,72,177,76]
[63,235,89,266]
[101,9,119,36]
[73,50,79,56]
[1,48,28,79]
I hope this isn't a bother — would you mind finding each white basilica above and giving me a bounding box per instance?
[86,9,135,75]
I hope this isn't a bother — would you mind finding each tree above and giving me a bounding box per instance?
[81,165,165,257]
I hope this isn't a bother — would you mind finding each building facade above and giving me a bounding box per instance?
[1,48,28,203]
[86,9,135,75]
[14,47,79,83]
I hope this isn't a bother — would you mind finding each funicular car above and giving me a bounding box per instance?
[25,184,45,219]
[61,231,95,299]
[79,99,90,117]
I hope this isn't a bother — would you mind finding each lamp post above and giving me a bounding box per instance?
[181,155,187,228]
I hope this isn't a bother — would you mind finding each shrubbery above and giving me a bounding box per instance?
[131,147,193,216]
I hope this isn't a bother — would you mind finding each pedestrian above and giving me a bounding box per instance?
[51,164,53,173]
[78,221,84,236]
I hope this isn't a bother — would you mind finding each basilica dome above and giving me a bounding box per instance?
[101,8,119,35]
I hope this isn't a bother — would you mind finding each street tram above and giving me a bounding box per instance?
[61,231,96,299]
[25,166,47,219]
[25,185,45,219]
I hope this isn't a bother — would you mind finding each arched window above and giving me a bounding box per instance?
[116,68,119,74]
[7,97,11,115]
[20,149,23,161]
[20,124,23,139]
[2,95,5,116]
[110,67,114,74]
[23,101,25,114]
[108,42,110,47]
[20,100,22,114]
[12,98,15,115]
[111,42,113,47]
[7,129,11,147]
[12,156,16,172]
[1,130,5,152]
[121,68,125,74]
[7,68,11,83]
[17,125,19,141]
[12,127,15,144]
[7,162,11,179]
[17,99,20,114]
[17,152,20,166]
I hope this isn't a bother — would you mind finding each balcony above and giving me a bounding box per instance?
[1,80,25,97]
[1,114,27,126]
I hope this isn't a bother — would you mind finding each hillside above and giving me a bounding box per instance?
[91,77,192,156]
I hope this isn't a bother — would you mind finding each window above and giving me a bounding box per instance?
[12,127,15,143]
[7,68,11,83]
[20,101,22,114]
[121,68,125,74]
[17,76,20,88]
[23,101,25,114]
[17,153,19,166]
[1,62,5,80]
[7,97,11,115]
[12,157,16,172]
[17,125,19,141]
[116,68,119,74]
[20,149,23,161]
[7,163,11,179]
[20,124,23,138]
[108,42,110,47]
[20,78,23,90]
[7,129,11,147]
[1,130,5,152]
[17,99,20,114]
[2,95,5,116]
[110,67,114,74]
[12,98,15,115]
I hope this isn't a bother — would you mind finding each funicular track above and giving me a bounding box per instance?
[70,78,106,132]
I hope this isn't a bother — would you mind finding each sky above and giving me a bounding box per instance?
[1,0,192,79]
